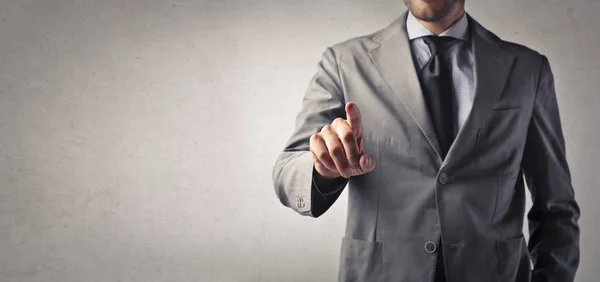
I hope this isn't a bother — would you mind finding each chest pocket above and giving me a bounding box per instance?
[480,108,523,145]
[477,108,528,173]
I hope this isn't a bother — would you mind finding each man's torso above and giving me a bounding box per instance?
[330,11,543,282]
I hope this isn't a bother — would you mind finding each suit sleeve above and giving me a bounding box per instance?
[521,55,580,282]
[271,47,349,218]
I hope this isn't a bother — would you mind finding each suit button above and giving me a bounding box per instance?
[296,195,305,208]
[424,241,437,253]
[438,173,449,184]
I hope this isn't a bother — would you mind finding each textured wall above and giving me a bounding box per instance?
[0,0,598,281]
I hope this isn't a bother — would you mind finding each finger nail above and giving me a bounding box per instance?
[366,156,373,168]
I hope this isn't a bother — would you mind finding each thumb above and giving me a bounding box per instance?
[359,154,376,173]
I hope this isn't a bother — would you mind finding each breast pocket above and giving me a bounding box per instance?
[477,108,528,173]
[338,237,383,282]
[483,107,522,134]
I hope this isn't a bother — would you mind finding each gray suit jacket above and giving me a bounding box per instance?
[272,11,580,282]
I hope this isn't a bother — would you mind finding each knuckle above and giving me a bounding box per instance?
[329,145,344,155]
[340,130,355,142]
[310,133,320,144]
[317,151,330,160]
[332,117,345,125]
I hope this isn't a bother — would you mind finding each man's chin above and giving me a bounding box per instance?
[412,10,447,22]
[420,0,446,4]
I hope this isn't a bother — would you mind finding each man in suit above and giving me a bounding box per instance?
[271,0,580,281]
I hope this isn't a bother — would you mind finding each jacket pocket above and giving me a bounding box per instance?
[495,234,526,282]
[491,106,522,111]
[338,237,383,282]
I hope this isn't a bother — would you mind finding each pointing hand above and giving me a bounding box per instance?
[310,102,376,179]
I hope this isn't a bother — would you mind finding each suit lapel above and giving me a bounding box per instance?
[442,15,515,168]
[368,12,443,160]
[367,12,516,168]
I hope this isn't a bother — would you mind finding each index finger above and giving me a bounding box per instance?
[345,102,363,137]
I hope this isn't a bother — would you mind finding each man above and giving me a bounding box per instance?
[271,0,580,281]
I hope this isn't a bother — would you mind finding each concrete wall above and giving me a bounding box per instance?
[0,0,598,281]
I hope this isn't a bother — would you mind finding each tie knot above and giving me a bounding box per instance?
[422,36,458,56]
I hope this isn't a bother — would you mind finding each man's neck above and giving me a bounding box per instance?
[417,7,466,36]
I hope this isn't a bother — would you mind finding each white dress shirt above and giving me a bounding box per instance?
[406,11,475,136]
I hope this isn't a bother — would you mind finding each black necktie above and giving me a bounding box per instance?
[417,36,457,159]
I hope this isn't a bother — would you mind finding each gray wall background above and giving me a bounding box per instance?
[0,0,598,281]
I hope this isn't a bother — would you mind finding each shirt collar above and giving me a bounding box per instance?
[406,10,469,41]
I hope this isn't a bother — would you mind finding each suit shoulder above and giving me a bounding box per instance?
[473,17,546,62]
[496,38,552,94]
[325,26,386,59]
[499,39,547,65]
